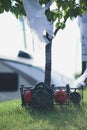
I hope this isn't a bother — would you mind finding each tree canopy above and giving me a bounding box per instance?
[0,0,87,33]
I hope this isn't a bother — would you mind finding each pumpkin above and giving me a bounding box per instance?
[24,90,32,104]
[54,89,67,104]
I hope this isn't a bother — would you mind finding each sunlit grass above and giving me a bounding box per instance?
[0,89,87,130]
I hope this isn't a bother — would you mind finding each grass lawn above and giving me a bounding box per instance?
[0,89,87,130]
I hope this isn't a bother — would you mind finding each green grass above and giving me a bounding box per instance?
[0,90,87,130]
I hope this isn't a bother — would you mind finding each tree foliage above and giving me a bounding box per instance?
[0,0,25,17]
[0,0,87,32]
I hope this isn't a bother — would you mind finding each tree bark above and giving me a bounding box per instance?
[44,39,52,86]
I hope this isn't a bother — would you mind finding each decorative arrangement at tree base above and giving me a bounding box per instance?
[20,82,84,110]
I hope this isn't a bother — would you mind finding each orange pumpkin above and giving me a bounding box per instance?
[54,89,67,104]
[24,90,32,104]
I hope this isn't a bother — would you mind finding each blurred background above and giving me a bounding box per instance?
[0,11,84,79]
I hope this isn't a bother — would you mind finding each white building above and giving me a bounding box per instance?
[78,12,87,73]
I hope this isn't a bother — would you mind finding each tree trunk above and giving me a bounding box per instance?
[44,40,52,86]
